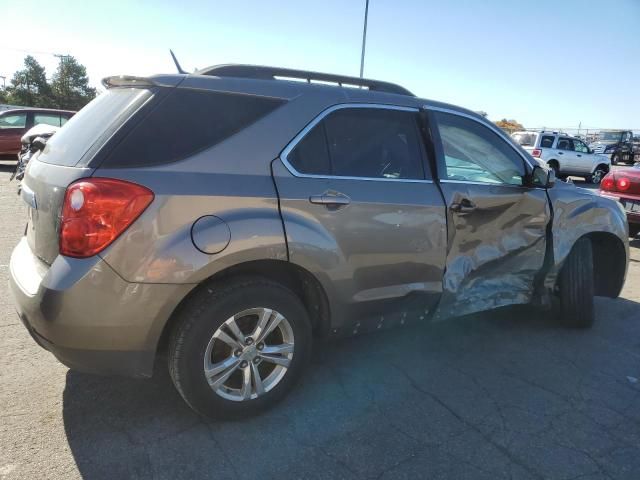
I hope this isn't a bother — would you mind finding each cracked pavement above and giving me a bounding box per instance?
[1,163,639,479]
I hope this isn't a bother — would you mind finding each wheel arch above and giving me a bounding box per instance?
[156,259,331,357]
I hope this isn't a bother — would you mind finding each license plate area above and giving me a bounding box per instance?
[621,199,640,213]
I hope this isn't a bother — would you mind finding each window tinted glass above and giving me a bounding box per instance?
[0,113,27,129]
[541,135,555,148]
[60,116,70,126]
[288,123,330,175]
[104,89,285,168]
[557,138,574,151]
[512,132,536,146]
[324,108,424,179]
[38,88,152,167]
[34,113,61,127]
[435,112,525,186]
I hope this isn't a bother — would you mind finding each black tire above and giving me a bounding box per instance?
[548,161,560,177]
[556,237,594,328]
[588,166,607,185]
[630,224,640,238]
[168,277,313,419]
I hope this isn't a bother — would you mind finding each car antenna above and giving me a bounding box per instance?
[169,49,187,74]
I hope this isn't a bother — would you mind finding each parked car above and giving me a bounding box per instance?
[589,130,637,165]
[11,123,60,182]
[512,130,610,184]
[600,165,640,237]
[0,107,74,159]
[9,67,629,419]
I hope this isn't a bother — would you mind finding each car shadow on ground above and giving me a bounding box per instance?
[62,299,640,480]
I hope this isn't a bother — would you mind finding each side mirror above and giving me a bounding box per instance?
[531,165,555,188]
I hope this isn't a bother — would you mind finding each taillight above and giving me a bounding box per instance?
[600,173,615,191]
[60,178,154,258]
[617,177,631,192]
[531,149,542,158]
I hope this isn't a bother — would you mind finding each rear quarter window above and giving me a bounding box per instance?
[101,88,286,168]
[540,135,555,148]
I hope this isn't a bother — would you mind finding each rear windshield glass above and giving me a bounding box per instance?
[37,88,152,167]
[101,89,285,168]
[512,132,537,146]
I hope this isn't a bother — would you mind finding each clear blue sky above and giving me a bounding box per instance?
[2,0,639,130]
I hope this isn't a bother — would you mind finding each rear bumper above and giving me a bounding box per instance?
[9,237,192,377]
[600,192,640,226]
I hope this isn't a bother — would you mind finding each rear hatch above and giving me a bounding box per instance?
[21,87,155,265]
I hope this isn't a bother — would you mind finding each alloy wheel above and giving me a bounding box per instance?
[203,308,295,402]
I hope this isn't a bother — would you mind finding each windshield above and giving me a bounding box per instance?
[511,132,537,146]
[596,131,623,142]
[37,88,153,167]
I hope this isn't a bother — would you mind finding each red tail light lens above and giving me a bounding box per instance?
[617,177,631,192]
[531,149,542,158]
[60,178,154,258]
[600,174,615,191]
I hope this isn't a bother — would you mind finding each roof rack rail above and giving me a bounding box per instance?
[196,64,414,96]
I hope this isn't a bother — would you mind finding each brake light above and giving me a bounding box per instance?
[600,173,615,191]
[617,177,631,192]
[531,149,542,158]
[60,178,154,258]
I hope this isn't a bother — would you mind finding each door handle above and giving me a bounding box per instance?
[450,198,476,214]
[309,193,351,208]
[577,154,582,157]
[558,152,564,155]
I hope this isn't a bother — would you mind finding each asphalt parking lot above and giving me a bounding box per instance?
[1,163,639,480]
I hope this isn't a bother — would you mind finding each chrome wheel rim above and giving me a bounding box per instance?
[204,307,294,402]
[592,170,604,184]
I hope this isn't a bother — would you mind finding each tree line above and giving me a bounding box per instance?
[0,55,96,111]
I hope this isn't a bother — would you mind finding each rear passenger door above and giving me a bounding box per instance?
[272,104,447,332]
[429,109,551,318]
[556,137,578,171]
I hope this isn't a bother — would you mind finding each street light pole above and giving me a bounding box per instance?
[359,0,369,78]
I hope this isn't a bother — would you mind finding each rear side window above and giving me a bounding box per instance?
[540,135,555,148]
[103,89,285,168]
[38,88,152,167]
[287,107,426,180]
[34,113,61,127]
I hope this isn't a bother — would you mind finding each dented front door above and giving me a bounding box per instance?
[429,109,551,318]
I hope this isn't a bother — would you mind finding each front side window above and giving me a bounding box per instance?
[435,112,525,186]
[574,140,589,153]
[287,107,425,180]
[557,137,574,151]
[540,135,555,148]
[0,113,27,129]
[34,113,61,127]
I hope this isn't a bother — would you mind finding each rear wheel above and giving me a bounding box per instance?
[556,237,594,328]
[548,161,560,177]
[168,277,313,419]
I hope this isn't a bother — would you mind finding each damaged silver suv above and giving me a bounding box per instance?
[9,66,629,418]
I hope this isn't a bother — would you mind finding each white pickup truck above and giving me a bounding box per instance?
[512,131,611,184]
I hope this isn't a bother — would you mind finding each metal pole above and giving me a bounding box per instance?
[359,0,369,78]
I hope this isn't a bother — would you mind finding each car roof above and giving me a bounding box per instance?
[0,107,76,115]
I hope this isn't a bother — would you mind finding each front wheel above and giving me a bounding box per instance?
[556,237,594,328]
[168,277,313,419]
[588,167,607,184]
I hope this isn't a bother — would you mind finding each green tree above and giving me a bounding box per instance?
[4,56,53,107]
[51,56,96,110]
[495,118,524,134]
